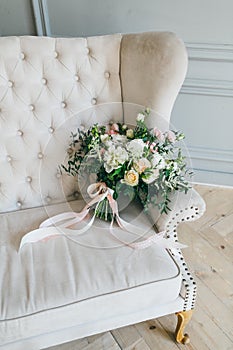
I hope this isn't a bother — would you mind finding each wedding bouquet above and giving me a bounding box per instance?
[62,109,191,221]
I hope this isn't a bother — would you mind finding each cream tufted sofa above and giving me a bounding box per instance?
[0,32,205,349]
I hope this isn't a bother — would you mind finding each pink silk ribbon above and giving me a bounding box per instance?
[19,182,186,251]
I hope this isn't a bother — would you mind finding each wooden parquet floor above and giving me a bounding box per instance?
[46,185,233,350]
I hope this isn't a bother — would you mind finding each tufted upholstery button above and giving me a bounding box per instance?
[6,155,12,162]
[29,104,35,111]
[26,176,32,183]
[41,78,47,85]
[48,126,54,134]
[38,152,44,159]
[85,47,90,55]
[74,74,80,82]
[56,173,61,179]
[104,71,110,79]
[73,191,79,198]
[20,52,25,60]
[8,80,14,88]
[17,129,23,136]
[91,98,97,105]
[61,101,66,108]
[45,196,51,203]
[16,201,22,208]
[54,51,59,58]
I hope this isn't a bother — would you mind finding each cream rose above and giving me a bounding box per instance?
[122,169,139,186]
[126,129,134,138]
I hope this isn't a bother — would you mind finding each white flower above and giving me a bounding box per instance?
[127,139,145,159]
[172,161,178,171]
[122,169,139,186]
[136,113,145,122]
[103,145,128,173]
[142,169,160,184]
[126,129,134,138]
[133,158,151,174]
[122,124,127,130]
[151,153,166,169]
[100,134,109,143]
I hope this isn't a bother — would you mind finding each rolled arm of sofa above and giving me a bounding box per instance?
[148,188,206,233]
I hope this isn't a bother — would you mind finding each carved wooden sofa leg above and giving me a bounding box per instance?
[175,310,193,344]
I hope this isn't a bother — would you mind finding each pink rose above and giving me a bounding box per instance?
[166,130,176,143]
[154,127,165,142]
[111,123,119,132]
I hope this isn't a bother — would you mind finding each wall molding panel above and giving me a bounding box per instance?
[186,42,233,63]
[187,146,233,173]
[31,0,233,187]
[32,0,50,36]
[181,78,233,97]
[182,42,233,98]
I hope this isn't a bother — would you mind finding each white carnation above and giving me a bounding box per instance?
[127,139,145,159]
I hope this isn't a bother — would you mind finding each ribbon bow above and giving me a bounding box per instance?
[19,182,186,251]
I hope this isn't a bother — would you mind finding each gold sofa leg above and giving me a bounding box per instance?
[175,310,193,344]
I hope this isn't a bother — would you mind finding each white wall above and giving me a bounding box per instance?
[1,0,232,185]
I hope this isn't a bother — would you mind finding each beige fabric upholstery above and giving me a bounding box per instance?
[0,32,205,349]
[0,34,122,212]
[0,201,182,346]
[120,32,188,129]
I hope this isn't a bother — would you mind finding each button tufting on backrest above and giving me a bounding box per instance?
[0,34,122,212]
[6,155,12,162]
[38,152,44,159]
[91,98,97,105]
[17,130,23,136]
[26,176,32,183]
[8,80,14,88]
[74,74,80,82]
[45,196,51,203]
[41,78,47,85]
[104,71,110,79]
[20,52,25,60]
[16,201,22,208]
[28,104,35,111]
[48,126,54,134]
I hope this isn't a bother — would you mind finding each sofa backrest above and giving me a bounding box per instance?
[0,34,122,212]
[0,32,187,213]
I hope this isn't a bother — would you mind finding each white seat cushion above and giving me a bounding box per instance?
[0,200,181,345]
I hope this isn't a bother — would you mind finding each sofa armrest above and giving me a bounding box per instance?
[148,188,205,311]
[154,188,206,233]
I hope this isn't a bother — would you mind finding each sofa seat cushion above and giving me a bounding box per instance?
[0,200,181,336]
